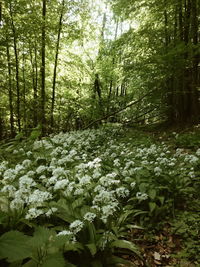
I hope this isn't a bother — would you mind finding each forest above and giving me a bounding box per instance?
[0,0,200,266]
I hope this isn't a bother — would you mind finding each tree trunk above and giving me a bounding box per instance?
[40,0,46,135]
[6,36,15,137]
[9,0,21,132]
[51,0,65,128]
[190,0,199,122]
[29,38,38,127]
[22,46,27,132]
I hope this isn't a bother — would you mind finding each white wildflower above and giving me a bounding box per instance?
[46,207,57,217]
[74,188,84,195]
[130,182,136,189]
[136,192,148,200]
[196,148,200,156]
[28,190,52,205]
[25,208,43,220]
[1,185,16,198]
[57,230,73,236]
[54,179,69,190]
[101,202,118,223]
[36,165,46,174]
[69,220,84,234]
[26,151,32,157]
[3,168,16,182]
[93,170,101,179]
[154,167,162,175]
[83,212,96,222]
[19,175,36,189]
[79,175,91,185]
[22,159,32,168]
[10,198,24,210]
[116,187,129,198]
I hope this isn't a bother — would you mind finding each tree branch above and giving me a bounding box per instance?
[83,89,157,129]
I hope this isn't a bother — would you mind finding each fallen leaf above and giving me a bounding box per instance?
[154,252,161,261]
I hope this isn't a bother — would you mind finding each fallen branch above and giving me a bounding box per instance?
[83,89,157,130]
[122,106,159,124]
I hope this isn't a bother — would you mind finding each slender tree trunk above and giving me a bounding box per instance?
[190,0,199,122]
[29,39,38,127]
[34,37,38,126]
[6,36,15,137]
[22,47,27,132]
[164,0,170,47]
[51,0,65,128]
[40,0,46,135]
[107,20,119,115]
[0,1,2,26]
[9,1,21,132]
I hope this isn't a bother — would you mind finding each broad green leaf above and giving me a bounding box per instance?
[149,202,157,213]
[63,242,84,252]
[30,129,41,140]
[15,132,24,141]
[148,189,156,200]
[111,240,141,257]
[139,183,148,192]
[41,252,65,267]
[30,226,55,249]
[72,198,84,209]
[107,255,134,266]
[158,196,165,205]
[0,231,31,262]
[86,243,97,256]
[118,210,134,225]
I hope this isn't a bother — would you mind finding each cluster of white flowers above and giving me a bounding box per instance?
[69,220,84,234]
[83,212,96,222]
[25,208,44,220]
[136,192,148,200]
[28,190,52,205]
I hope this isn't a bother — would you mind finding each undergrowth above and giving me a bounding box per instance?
[0,124,199,266]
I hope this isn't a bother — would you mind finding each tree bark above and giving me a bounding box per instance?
[6,35,15,137]
[40,0,46,135]
[9,0,21,132]
[29,37,38,127]
[51,0,65,128]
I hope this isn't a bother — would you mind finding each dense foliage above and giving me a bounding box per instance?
[0,0,199,138]
[0,125,200,266]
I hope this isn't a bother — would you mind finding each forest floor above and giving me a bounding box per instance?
[121,124,200,267]
[0,123,200,267]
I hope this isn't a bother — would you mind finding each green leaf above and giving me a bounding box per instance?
[107,255,134,266]
[86,243,97,256]
[41,252,65,267]
[63,242,84,252]
[149,202,157,213]
[148,189,156,200]
[158,196,165,205]
[72,198,84,209]
[23,259,37,267]
[117,210,134,226]
[111,240,141,257]
[30,128,41,140]
[0,231,31,262]
[30,226,55,249]
[15,132,24,141]
[139,183,148,192]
